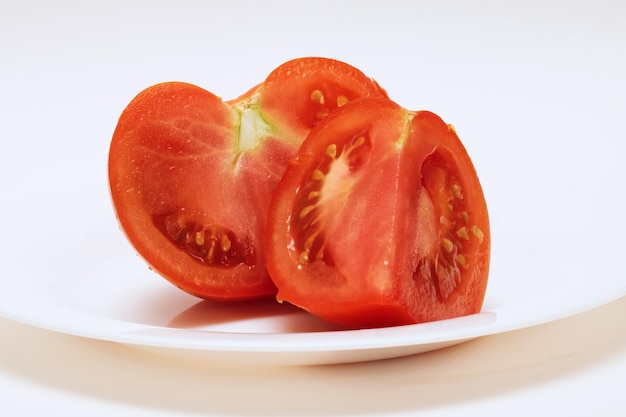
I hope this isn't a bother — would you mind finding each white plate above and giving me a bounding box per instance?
[1,2,625,366]
[1,171,624,366]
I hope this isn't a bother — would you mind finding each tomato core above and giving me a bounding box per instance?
[290,131,373,267]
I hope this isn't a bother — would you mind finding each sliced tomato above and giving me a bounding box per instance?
[266,98,490,328]
[108,58,386,300]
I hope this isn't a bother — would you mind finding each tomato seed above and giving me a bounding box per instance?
[307,190,320,200]
[451,184,462,199]
[195,230,205,246]
[220,234,232,252]
[326,143,337,158]
[336,95,349,107]
[310,89,325,104]
[456,226,470,240]
[299,250,310,263]
[299,204,316,219]
[164,216,184,240]
[312,169,325,180]
[316,108,330,119]
[441,238,454,253]
[471,225,484,240]
[352,135,365,148]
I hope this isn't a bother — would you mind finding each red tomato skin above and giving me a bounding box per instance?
[265,98,490,328]
[109,58,387,301]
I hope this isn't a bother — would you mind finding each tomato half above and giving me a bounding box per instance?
[266,98,490,328]
[108,58,386,300]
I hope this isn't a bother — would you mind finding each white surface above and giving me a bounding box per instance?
[1,298,624,416]
[1,0,625,414]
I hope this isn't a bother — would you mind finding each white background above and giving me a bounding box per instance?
[1,1,625,416]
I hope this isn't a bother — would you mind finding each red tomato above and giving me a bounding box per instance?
[266,98,490,328]
[108,58,386,300]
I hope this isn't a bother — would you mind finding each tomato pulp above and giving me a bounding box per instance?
[108,58,386,300]
[266,98,490,328]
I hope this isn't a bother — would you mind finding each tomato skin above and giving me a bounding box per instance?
[108,58,386,301]
[266,98,490,328]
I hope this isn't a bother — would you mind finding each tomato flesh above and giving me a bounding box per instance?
[266,98,490,328]
[108,58,386,300]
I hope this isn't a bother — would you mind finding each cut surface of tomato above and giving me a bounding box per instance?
[266,98,490,328]
[108,58,386,300]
